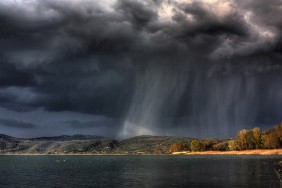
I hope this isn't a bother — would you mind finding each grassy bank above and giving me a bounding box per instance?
[172,149,282,155]
[2,149,282,156]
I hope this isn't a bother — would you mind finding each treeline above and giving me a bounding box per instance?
[169,123,282,153]
[233,124,282,150]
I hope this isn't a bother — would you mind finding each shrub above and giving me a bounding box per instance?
[168,143,189,153]
[190,139,202,152]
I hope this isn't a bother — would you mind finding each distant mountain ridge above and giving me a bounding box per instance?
[0,134,16,141]
[0,133,192,154]
[30,134,104,141]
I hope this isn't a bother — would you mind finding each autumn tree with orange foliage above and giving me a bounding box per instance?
[262,123,282,149]
[168,143,189,153]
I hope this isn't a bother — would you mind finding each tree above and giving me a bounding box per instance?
[235,127,263,150]
[190,139,202,152]
[168,143,189,153]
[262,123,282,149]
[201,139,220,151]
[275,123,282,145]
[211,142,229,151]
[228,140,237,151]
[252,127,262,149]
[236,129,248,150]
[262,133,279,149]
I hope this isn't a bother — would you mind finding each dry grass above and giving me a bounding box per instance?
[172,149,282,155]
[2,149,282,156]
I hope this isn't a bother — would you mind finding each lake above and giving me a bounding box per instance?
[0,155,280,187]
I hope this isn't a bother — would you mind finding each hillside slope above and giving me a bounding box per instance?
[0,134,192,154]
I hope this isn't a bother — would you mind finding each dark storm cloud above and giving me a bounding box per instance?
[0,118,36,129]
[116,0,157,30]
[0,0,281,137]
[0,86,46,111]
[66,118,116,129]
[0,61,34,87]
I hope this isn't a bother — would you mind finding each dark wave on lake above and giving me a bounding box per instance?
[0,155,280,188]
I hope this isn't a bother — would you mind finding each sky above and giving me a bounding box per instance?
[0,0,281,138]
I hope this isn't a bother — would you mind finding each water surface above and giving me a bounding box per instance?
[0,155,280,187]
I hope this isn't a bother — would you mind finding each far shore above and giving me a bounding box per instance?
[1,149,282,156]
[0,153,128,156]
[0,153,162,156]
[173,149,282,155]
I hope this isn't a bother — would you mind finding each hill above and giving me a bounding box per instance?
[1,123,282,155]
[112,135,192,154]
[0,134,193,155]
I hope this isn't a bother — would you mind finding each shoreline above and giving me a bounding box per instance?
[1,149,282,156]
[0,153,164,156]
[174,149,282,155]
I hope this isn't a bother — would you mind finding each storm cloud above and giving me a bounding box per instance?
[0,0,281,138]
[0,118,36,129]
[66,118,117,129]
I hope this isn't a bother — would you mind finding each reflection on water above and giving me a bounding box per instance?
[0,155,280,188]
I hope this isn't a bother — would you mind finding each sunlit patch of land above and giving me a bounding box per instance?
[173,149,282,155]
[2,150,282,155]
